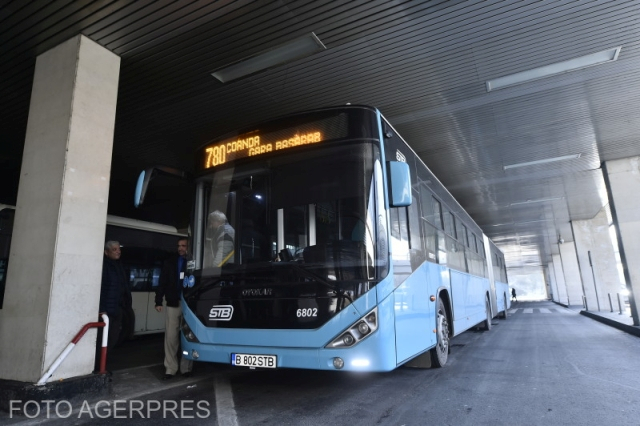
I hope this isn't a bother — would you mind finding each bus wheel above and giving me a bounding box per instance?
[500,294,508,319]
[430,298,450,368]
[482,296,492,331]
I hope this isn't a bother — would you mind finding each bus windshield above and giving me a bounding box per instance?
[197,141,383,288]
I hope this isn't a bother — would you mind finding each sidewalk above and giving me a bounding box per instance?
[1,334,220,424]
[555,301,640,338]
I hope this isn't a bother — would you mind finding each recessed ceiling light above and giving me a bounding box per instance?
[211,32,326,83]
[503,153,581,170]
[509,197,564,206]
[486,47,621,92]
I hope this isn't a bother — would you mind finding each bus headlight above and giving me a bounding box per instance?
[357,322,370,335]
[342,333,355,346]
[181,321,200,343]
[326,307,378,348]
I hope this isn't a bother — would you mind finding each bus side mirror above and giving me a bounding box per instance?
[134,168,153,208]
[388,161,412,207]
[134,165,190,208]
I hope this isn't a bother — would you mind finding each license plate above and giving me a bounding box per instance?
[231,353,277,368]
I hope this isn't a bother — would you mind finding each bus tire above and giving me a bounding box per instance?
[500,294,508,319]
[482,296,492,331]
[430,298,450,368]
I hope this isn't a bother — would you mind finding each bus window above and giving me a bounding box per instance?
[431,197,443,230]
[444,211,456,238]
[419,186,438,262]
[0,207,15,309]
[460,223,469,247]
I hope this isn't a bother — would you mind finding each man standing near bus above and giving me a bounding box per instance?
[96,240,131,372]
[155,237,193,380]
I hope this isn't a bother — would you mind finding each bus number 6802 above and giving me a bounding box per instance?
[296,308,317,317]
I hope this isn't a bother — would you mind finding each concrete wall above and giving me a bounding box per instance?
[571,208,621,312]
[551,254,569,305]
[604,157,640,325]
[559,243,583,307]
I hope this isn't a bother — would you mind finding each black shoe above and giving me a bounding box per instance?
[162,374,174,380]
[182,372,193,378]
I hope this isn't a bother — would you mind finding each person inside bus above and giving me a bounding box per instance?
[154,237,193,380]
[96,240,131,374]
[207,210,235,267]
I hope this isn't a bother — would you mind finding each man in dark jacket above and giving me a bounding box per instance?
[96,240,131,370]
[155,237,193,379]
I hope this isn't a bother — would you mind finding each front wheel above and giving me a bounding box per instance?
[500,294,508,319]
[430,298,450,368]
[482,296,492,331]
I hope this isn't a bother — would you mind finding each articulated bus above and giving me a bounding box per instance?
[138,105,510,372]
[0,204,183,342]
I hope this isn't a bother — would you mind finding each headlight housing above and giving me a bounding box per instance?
[326,307,378,348]
[181,319,200,343]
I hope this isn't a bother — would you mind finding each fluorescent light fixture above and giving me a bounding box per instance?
[486,47,621,91]
[509,197,564,207]
[503,153,581,170]
[211,32,326,83]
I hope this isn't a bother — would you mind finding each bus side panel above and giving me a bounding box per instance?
[450,270,490,335]
[394,261,441,364]
[144,293,165,332]
[131,292,149,333]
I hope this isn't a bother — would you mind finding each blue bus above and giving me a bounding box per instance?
[139,105,510,372]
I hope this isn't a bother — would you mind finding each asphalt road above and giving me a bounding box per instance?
[11,300,640,425]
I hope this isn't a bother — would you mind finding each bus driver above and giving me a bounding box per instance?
[207,210,235,267]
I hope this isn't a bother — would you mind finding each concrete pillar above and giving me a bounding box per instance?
[552,254,569,305]
[546,263,558,302]
[571,208,620,313]
[603,157,640,325]
[0,35,120,384]
[558,243,584,307]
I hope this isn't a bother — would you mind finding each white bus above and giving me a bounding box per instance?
[0,204,184,344]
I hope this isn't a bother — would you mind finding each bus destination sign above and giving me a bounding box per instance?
[203,131,323,169]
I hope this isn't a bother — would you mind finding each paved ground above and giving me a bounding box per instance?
[0,302,640,426]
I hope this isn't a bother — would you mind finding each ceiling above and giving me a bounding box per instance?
[2,0,640,276]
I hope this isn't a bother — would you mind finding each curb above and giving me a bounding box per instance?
[579,310,640,338]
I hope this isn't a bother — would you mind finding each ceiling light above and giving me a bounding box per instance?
[211,33,326,83]
[509,197,564,206]
[486,47,621,92]
[503,153,581,170]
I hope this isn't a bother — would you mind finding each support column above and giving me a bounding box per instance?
[603,158,640,326]
[558,242,584,308]
[552,254,569,305]
[571,208,620,313]
[0,35,120,385]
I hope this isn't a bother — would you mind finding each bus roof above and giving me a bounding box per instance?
[0,204,184,236]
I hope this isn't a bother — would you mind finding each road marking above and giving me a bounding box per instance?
[539,308,552,313]
[215,373,239,426]
[523,308,533,313]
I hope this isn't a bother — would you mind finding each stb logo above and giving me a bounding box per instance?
[209,305,234,321]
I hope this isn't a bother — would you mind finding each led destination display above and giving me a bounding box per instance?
[203,131,323,169]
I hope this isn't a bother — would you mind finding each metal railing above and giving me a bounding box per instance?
[36,314,109,386]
